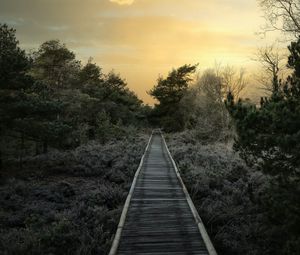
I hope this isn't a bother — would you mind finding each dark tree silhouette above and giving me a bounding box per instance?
[149,64,197,131]
[259,0,300,37]
[0,24,31,169]
[226,38,300,254]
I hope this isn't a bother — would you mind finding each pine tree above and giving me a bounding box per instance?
[226,38,300,254]
[27,40,80,151]
[0,24,32,169]
[149,64,197,131]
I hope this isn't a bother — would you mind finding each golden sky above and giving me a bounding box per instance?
[0,0,282,104]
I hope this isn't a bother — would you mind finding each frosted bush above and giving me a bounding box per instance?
[167,132,271,255]
[0,133,148,255]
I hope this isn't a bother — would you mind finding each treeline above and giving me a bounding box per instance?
[148,34,300,255]
[149,43,300,254]
[1,15,299,253]
[226,38,300,253]
[0,24,149,170]
[149,63,245,137]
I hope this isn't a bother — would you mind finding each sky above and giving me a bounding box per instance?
[0,0,282,104]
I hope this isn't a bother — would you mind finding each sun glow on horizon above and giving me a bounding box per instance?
[109,0,135,6]
[0,0,283,104]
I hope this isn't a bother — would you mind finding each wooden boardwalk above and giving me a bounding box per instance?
[109,132,217,255]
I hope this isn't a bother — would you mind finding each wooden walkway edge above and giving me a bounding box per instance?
[109,131,217,255]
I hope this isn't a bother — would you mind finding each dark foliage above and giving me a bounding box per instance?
[167,133,271,255]
[0,134,147,255]
[0,23,150,254]
[149,64,197,132]
[226,38,300,255]
[0,23,149,170]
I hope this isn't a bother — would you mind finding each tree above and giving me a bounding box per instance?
[254,45,287,93]
[179,67,240,142]
[79,58,103,95]
[197,69,223,103]
[226,38,300,254]
[0,24,29,89]
[78,60,112,140]
[0,23,31,169]
[29,40,80,91]
[221,66,246,99]
[227,41,300,180]
[101,71,143,125]
[149,64,197,131]
[0,23,148,168]
[27,40,80,151]
[194,65,246,103]
[78,62,145,139]
[259,0,300,37]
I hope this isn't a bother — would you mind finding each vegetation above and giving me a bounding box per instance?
[167,132,270,255]
[151,2,300,253]
[259,0,300,37]
[0,23,149,254]
[1,0,300,254]
[0,24,148,169]
[225,38,300,254]
[0,135,147,254]
[162,47,299,255]
[148,64,197,132]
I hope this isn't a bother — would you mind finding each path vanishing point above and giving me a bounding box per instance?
[109,131,217,255]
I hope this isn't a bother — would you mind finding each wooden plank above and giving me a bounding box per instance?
[109,132,217,255]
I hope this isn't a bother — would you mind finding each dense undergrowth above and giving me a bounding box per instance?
[167,131,272,255]
[0,134,148,255]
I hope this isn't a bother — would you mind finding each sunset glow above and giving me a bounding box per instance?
[0,0,280,104]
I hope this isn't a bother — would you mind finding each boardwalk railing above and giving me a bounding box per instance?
[161,133,217,255]
[109,131,154,255]
[109,131,217,255]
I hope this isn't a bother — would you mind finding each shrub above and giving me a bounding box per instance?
[0,133,148,254]
[167,133,271,255]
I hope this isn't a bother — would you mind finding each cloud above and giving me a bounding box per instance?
[47,25,69,32]
[109,0,135,5]
[0,0,273,104]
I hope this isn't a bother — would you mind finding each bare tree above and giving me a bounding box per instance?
[197,69,223,103]
[253,45,287,93]
[190,66,246,137]
[195,66,247,102]
[221,66,247,99]
[259,0,300,37]
[183,69,231,140]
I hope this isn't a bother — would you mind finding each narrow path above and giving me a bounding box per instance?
[110,132,217,255]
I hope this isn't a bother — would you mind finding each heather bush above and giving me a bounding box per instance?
[0,133,148,255]
[167,132,271,255]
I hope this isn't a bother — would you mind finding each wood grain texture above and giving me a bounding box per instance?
[113,133,214,255]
